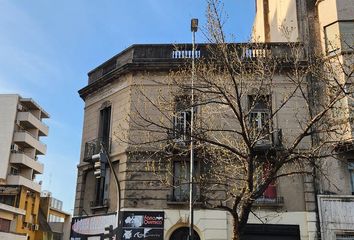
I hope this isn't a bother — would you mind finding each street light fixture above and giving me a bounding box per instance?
[189,18,198,240]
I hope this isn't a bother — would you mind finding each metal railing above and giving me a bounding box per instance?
[167,184,201,203]
[90,198,109,208]
[254,196,284,206]
[83,137,111,162]
[253,129,283,149]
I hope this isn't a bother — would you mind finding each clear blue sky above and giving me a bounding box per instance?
[0,0,255,213]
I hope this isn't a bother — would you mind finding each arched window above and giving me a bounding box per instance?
[169,227,200,240]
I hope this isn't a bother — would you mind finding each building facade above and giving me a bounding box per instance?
[73,1,353,240]
[72,42,312,240]
[252,0,354,239]
[0,94,49,240]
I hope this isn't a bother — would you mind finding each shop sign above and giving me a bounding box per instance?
[121,211,164,240]
[70,213,117,239]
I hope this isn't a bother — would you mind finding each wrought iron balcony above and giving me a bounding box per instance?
[254,129,283,151]
[83,137,111,162]
[90,198,109,209]
[254,196,284,206]
[167,185,201,204]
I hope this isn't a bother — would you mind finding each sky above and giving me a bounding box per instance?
[0,0,255,213]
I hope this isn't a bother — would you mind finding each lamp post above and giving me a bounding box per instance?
[92,143,121,239]
[189,18,198,240]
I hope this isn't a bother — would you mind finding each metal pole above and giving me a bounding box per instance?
[101,144,121,238]
[189,18,198,240]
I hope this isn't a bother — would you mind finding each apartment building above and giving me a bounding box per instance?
[0,94,49,240]
[36,191,71,240]
[252,0,354,239]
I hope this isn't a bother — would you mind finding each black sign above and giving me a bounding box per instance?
[121,211,164,240]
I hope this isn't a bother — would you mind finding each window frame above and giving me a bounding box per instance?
[324,20,354,55]
[172,160,201,202]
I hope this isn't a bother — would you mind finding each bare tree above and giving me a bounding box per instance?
[115,1,354,240]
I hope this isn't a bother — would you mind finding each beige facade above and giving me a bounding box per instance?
[73,1,353,240]
[252,1,354,240]
[73,44,314,240]
[0,94,49,240]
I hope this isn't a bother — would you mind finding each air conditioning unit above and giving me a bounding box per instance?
[34,224,39,231]
[11,144,19,152]
[17,104,23,111]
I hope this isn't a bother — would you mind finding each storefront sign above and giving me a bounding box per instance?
[70,213,117,239]
[70,211,164,240]
[121,211,164,240]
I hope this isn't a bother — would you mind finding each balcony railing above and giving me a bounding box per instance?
[83,137,111,162]
[254,196,284,206]
[90,198,109,209]
[254,129,283,151]
[167,184,201,204]
[87,43,305,84]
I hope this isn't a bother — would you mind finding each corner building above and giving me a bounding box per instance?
[73,1,354,240]
[74,43,310,240]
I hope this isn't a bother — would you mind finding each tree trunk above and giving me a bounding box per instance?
[232,219,241,240]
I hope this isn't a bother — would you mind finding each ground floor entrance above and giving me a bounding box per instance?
[242,224,301,240]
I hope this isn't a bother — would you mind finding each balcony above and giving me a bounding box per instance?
[83,137,111,162]
[90,198,109,210]
[10,153,44,174]
[254,129,283,152]
[167,185,201,205]
[13,131,46,155]
[17,112,49,136]
[7,175,41,192]
[254,196,284,207]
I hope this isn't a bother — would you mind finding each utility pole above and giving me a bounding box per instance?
[189,18,198,240]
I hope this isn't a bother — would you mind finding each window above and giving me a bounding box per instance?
[98,105,111,148]
[249,95,271,142]
[0,195,16,206]
[348,161,354,195]
[172,160,200,202]
[92,104,111,208]
[172,96,193,143]
[10,166,20,175]
[48,214,64,223]
[0,218,11,232]
[325,21,354,54]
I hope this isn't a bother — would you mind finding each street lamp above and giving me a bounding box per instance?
[189,18,198,240]
[92,143,121,239]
